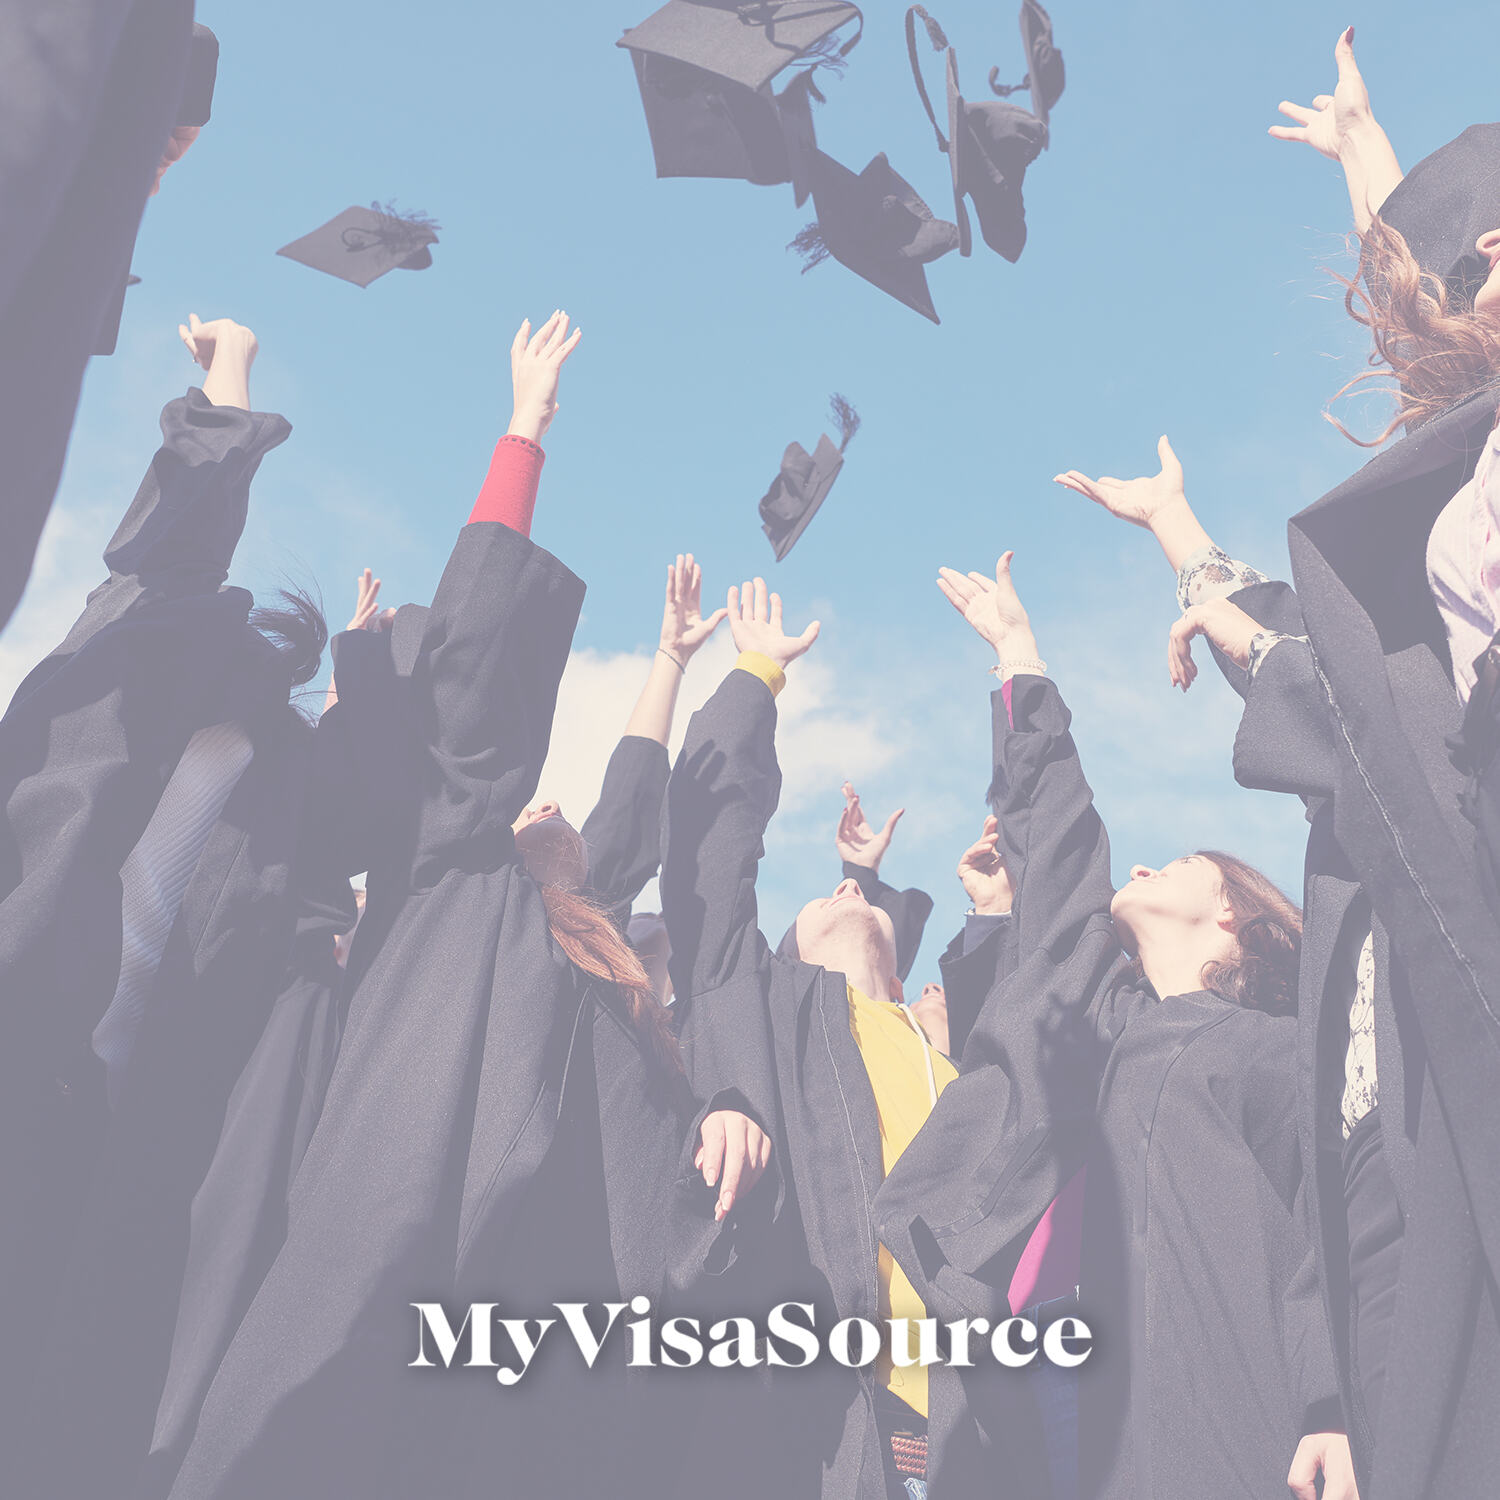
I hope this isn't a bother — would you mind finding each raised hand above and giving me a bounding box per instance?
[180,314,258,410]
[835,781,905,874]
[659,553,729,668]
[507,310,583,444]
[727,577,820,669]
[1054,436,1188,531]
[937,551,1037,664]
[1167,598,1263,690]
[1268,28,1373,162]
[957,815,1014,914]
[346,569,394,633]
[694,1109,773,1222]
[179,312,257,374]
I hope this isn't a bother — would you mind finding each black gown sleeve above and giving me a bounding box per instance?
[7,389,288,709]
[874,676,1140,1321]
[404,522,585,887]
[936,916,1015,1060]
[840,860,933,981]
[661,668,785,1197]
[580,734,671,929]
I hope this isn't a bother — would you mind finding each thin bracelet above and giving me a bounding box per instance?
[986,657,1047,679]
[657,647,686,674]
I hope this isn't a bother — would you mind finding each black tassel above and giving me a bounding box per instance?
[789,223,830,272]
[829,392,861,451]
[988,65,1031,98]
[911,6,948,50]
[794,33,851,79]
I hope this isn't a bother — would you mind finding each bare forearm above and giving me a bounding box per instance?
[623,652,684,747]
[1147,497,1216,574]
[201,341,254,410]
[1341,123,1403,233]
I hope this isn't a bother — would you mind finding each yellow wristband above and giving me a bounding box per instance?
[734,651,786,698]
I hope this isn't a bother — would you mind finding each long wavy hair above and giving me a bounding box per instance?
[1195,851,1303,1017]
[1328,216,1500,445]
[528,820,682,1075]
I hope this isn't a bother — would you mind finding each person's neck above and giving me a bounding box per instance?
[816,940,897,1006]
[1136,931,1222,1002]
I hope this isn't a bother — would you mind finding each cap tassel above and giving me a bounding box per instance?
[988,65,1032,98]
[910,5,949,50]
[789,222,831,272]
[342,200,442,262]
[829,392,861,451]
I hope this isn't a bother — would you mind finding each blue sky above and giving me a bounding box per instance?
[4,0,1493,982]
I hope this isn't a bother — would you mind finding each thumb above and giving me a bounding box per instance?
[796,620,822,653]
[704,606,730,632]
[1158,434,1183,483]
[881,809,905,839]
[1334,25,1359,83]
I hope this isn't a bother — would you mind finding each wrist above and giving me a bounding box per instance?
[506,405,551,444]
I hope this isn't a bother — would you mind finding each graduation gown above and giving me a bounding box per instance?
[1285,388,1500,1296]
[159,524,732,1500]
[580,731,671,928]
[662,666,1029,1500]
[0,0,195,629]
[134,889,353,1500]
[874,676,1338,1500]
[1217,572,1500,1498]
[0,389,290,1461]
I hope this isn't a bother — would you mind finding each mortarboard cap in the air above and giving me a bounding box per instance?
[624,50,793,183]
[1378,124,1500,309]
[988,2,1064,140]
[277,203,440,288]
[619,1,862,91]
[789,150,958,323]
[618,1,862,185]
[905,8,1044,262]
[759,393,860,560]
[179,24,220,127]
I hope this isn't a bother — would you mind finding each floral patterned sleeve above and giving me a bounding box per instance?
[1175,543,1270,610]
[1176,544,1308,679]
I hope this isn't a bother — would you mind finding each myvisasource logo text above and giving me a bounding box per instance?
[410,1298,1093,1384]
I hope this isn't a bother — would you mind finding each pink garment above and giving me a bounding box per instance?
[1008,1168,1085,1313]
[468,433,545,535]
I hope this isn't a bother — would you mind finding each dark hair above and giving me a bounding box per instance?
[1196,851,1303,1017]
[1327,216,1500,445]
[249,585,328,689]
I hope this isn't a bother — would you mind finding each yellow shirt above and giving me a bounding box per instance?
[847,985,957,1417]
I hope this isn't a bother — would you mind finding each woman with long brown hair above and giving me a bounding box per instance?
[873,553,1345,1500]
[1049,39,1500,1497]
[145,312,771,1500]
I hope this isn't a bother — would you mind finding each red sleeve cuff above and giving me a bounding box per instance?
[468,433,545,535]
[1001,677,1014,728]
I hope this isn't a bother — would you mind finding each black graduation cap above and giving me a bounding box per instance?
[906,6,1046,262]
[788,150,958,323]
[759,393,860,560]
[179,24,220,127]
[1378,124,1500,309]
[618,1,862,185]
[94,275,141,358]
[277,203,440,288]
[988,1,1065,140]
